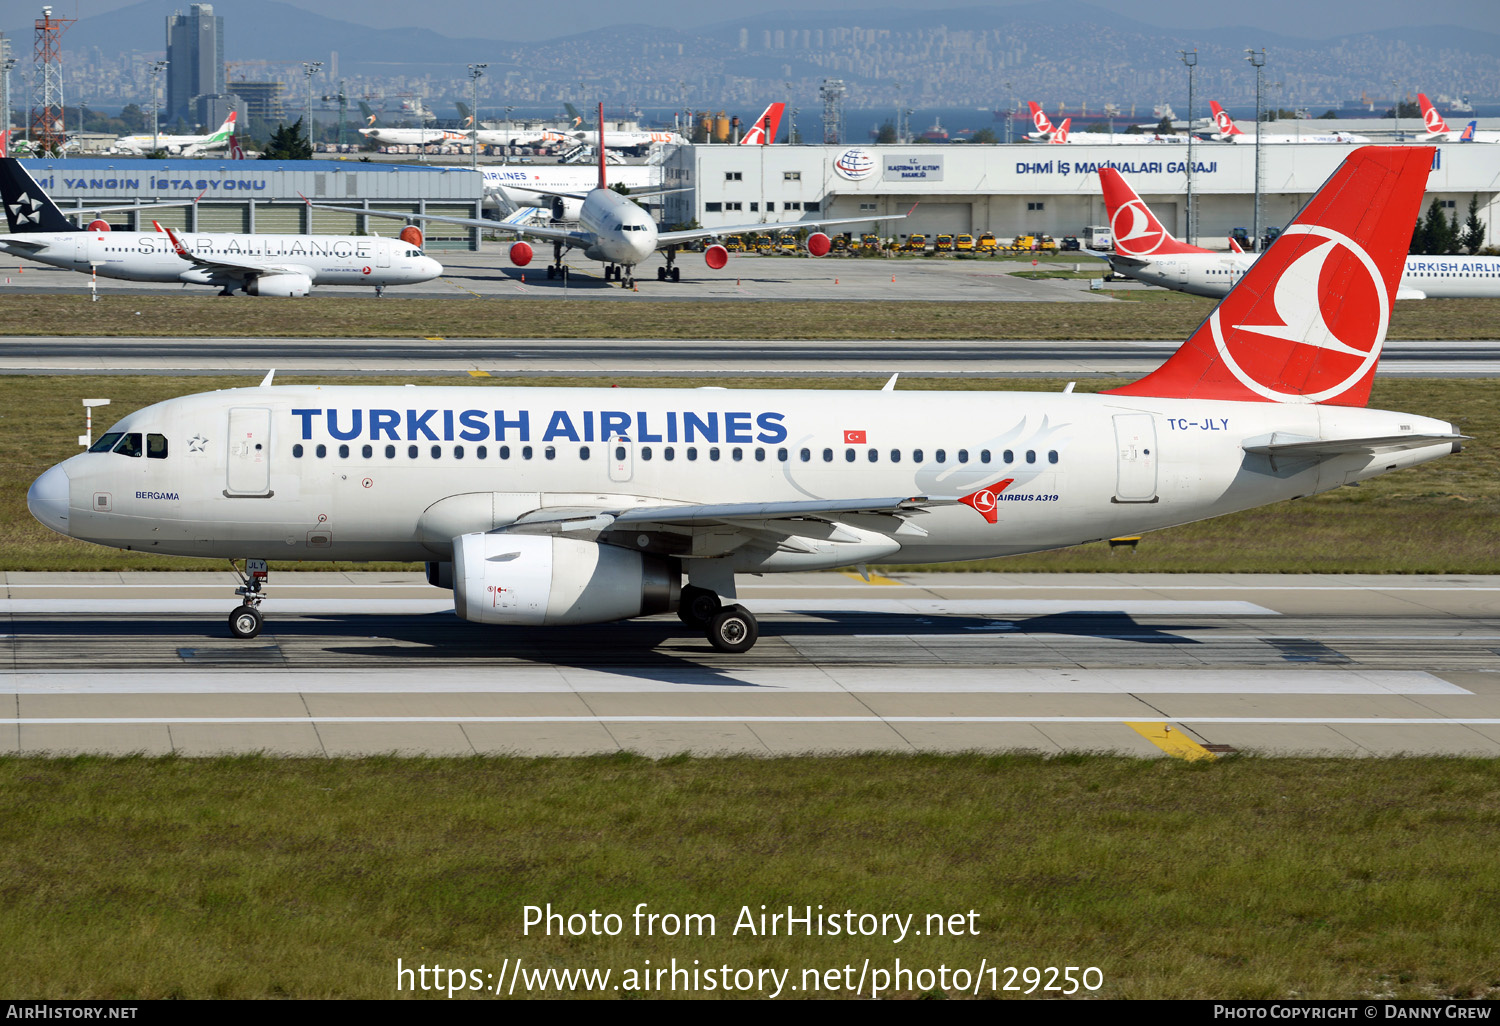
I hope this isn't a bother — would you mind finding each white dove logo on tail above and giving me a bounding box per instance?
[1110,200,1166,255]
[1211,224,1389,403]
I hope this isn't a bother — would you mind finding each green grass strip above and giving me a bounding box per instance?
[1,753,1498,999]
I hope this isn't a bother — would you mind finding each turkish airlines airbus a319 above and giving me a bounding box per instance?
[28,148,1462,652]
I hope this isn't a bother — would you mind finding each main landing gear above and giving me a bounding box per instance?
[678,584,759,653]
[657,248,682,282]
[545,240,569,282]
[604,265,635,288]
[227,558,268,640]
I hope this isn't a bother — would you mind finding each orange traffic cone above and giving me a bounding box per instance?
[834,278,839,285]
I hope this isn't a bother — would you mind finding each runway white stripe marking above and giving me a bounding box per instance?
[11,716,1500,726]
[0,598,1277,615]
[0,669,1467,695]
[6,583,1497,592]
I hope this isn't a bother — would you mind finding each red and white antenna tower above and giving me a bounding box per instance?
[30,5,74,156]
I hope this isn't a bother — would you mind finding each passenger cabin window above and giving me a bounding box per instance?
[146,434,168,459]
[113,433,143,458]
[89,432,123,454]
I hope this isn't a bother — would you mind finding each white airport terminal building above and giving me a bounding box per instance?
[22,139,1499,253]
[663,140,1499,249]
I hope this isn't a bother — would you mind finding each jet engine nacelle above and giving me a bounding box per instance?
[705,244,729,270]
[244,272,313,297]
[87,219,111,233]
[452,533,679,626]
[399,225,424,248]
[509,241,534,266]
[806,232,831,257]
[549,196,583,221]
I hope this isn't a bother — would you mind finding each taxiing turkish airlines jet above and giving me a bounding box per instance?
[110,112,238,155]
[0,159,443,296]
[1417,94,1500,143]
[1208,101,1370,144]
[1096,166,1500,300]
[28,147,1464,653]
[315,104,907,287]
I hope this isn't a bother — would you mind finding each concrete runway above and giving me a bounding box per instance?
[3,335,1495,378]
[5,572,1499,758]
[0,250,1119,302]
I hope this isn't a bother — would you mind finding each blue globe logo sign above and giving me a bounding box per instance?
[834,147,877,181]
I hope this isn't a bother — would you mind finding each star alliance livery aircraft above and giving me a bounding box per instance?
[1096,165,1500,299]
[28,148,1462,653]
[0,159,444,296]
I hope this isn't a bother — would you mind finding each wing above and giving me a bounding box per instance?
[659,209,912,246]
[64,199,198,216]
[305,200,588,245]
[160,226,311,278]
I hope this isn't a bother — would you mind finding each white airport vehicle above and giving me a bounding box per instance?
[1418,94,1500,144]
[0,158,443,296]
[1208,101,1370,144]
[28,147,1463,654]
[317,104,907,287]
[1095,165,1500,299]
[110,112,238,156]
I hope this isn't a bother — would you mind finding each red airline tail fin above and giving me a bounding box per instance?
[0,129,7,159]
[1028,101,1054,135]
[1228,235,1245,254]
[1099,167,1211,256]
[1210,101,1243,136]
[596,101,607,191]
[1047,118,1070,144]
[1418,93,1451,135]
[1104,147,1433,408]
[741,102,785,145]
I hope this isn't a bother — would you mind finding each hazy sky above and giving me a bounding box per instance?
[53,0,1498,41]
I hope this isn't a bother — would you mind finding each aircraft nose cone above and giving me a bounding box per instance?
[420,257,444,279]
[27,464,70,536]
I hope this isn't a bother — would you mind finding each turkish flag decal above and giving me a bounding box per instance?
[959,478,1015,525]
[844,430,866,444]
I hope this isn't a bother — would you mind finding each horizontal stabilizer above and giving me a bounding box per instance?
[1243,432,1467,459]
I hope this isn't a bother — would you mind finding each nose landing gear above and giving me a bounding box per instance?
[227,557,269,639]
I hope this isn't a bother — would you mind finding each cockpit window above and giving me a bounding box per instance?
[89,432,123,453]
[147,433,168,459]
[112,433,143,457]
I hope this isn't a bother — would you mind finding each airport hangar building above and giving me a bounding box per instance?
[22,145,1497,254]
[661,141,1499,250]
[18,159,488,250]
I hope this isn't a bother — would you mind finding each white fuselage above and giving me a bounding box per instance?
[1116,252,1500,300]
[29,384,1455,567]
[1058,133,1195,145]
[574,189,658,267]
[359,127,470,147]
[109,132,230,155]
[1214,132,1370,144]
[482,165,662,211]
[0,230,442,289]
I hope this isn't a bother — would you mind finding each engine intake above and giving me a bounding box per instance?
[453,533,678,625]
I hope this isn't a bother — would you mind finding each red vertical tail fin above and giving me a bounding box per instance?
[740,102,785,145]
[1104,147,1433,408]
[1047,118,1070,144]
[1210,101,1243,136]
[1028,101,1054,135]
[1418,93,1451,135]
[1099,167,1211,256]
